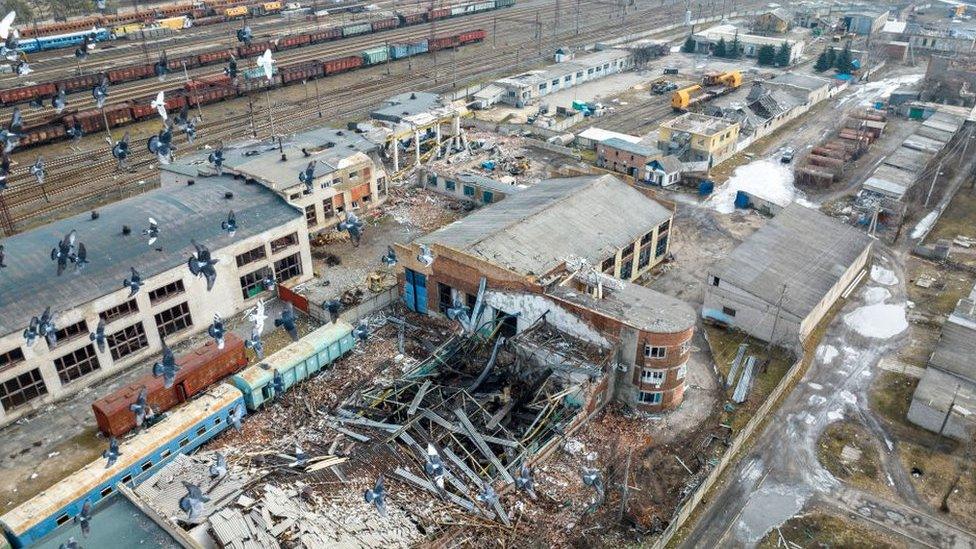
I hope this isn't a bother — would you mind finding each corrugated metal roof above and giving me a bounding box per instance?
[0,177,300,337]
[601,137,653,157]
[418,175,672,277]
[709,203,873,320]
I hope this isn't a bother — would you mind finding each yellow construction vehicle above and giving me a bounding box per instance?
[702,70,742,88]
[671,84,703,110]
[671,71,743,111]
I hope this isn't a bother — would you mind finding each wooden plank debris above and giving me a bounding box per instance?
[407,380,432,416]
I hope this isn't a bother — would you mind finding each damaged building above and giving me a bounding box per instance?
[395,174,696,413]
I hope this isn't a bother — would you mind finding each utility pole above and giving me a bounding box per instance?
[266,89,275,138]
[248,95,257,138]
[314,77,322,118]
[576,0,581,35]
[925,160,943,207]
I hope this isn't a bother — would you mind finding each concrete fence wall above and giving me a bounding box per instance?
[306,287,399,325]
[651,351,806,548]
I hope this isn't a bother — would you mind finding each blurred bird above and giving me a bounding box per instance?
[224,54,238,78]
[208,313,225,349]
[152,339,180,389]
[69,242,88,271]
[363,475,387,517]
[15,59,31,76]
[298,160,315,194]
[150,91,167,120]
[0,11,17,59]
[236,25,252,45]
[209,453,227,480]
[381,246,397,267]
[51,229,76,276]
[323,299,341,324]
[91,76,108,109]
[0,107,22,153]
[417,244,434,266]
[208,144,224,174]
[66,120,84,150]
[142,217,159,245]
[247,299,267,335]
[221,210,237,236]
[515,465,537,500]
[337,211,364,246]
[0,244,6,268]
[424,443,446,490]
[228,402,244,433]
[89,318,106,353]
[153,52,168,81]
[245,327,263,359]
[256,48,275,82]
[271,369,284,398]
[102,437,121,468]
[353,321,368,343]
[96,0,106,10]
[23,315,39,346]
[292,443,308,467]
[187,240,218,291]
[274,302,299,342]
[74,34,91,60]
[476,481,497,506]
[27,97,42,110]
[581,466,604,505]
[111,131,130,170]
[52,85,67,114]
[172,104,190,129]
[58,536,80,549]
[74,499,93,538]
[123,267,144,296]
[29,155,44,187]
[38,307,57,348]
[261,273,276,292]
[0,154,9,190]
[179,482,209,522]
[147,121,175,164]
[130,386,149,427]
[183,117,198,144]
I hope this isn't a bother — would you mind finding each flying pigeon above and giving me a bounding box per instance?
[74,499,93,537]
[417,244,434,266]
[143,217,159,245]
[23,315,39,346]
[69,242,88,271]
[256,48,275,82]
[58,536,80,549]
[236,26,252,45]
[209,453,227,480]
[0,11,15,49]
[363,475,387,516]
[323,299,341,324]
[52,85,66,113]
[187,240,218,291]
[381,246,397,267]
[152,339,180,389]
[274,302,299,342]
[123,267,144,296]
[173,104,190,129]
[147,121,175,164]
[245,326,263,359]
[298,161,315,194]
[91,76,108,109]
[0,107,22,153]
[28,97,42,110]
[261,273,276,292]
[154,52,168,81]
[129,386,149,427]
[0,154,9,190]
[179,482,210,522]
[221,210,237,236]
[228,402,244,433]
[15,59,31,76]
[38,307,57,348]
[271,369,284,398]
[353,321,368,343]
[66,120,84,149]
[581,466,604,499]
[96,0,106,10]
[208,313,225,349]
[208,145,224,174]
[292,443,307,467]
[248,299,267,335]
[183,117,198,144]
[424,443,446,490]
[446,294,470,325]
[89,318,106,353]
[337,212,363,246]
[225,54,238,78]
[476,481,497,506]
[102,437,121,468]
[150,91,167,120]
[74,34,91,60]
[112,131,130,169]
[0,244,5,268]
[52,229,77,276]
[515,465,537,499]
[29,155,44,187]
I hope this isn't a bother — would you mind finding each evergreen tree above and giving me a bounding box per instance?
[825,46,837,67]
[729,30,742,59]
[835,43,854,73]
[757,44,776,66]
[775,42,792,67]
[682,34,696,53]
[814,51,831,72]
[714,37,727,58]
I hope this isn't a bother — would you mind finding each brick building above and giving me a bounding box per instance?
[395,174,696,412]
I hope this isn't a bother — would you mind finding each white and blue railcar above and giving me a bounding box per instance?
[18,28,111,53]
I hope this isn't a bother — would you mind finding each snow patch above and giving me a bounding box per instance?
[911,211,938,239]
[864,287,891,304]
[839,74,924,107]
[809,394,827,406]
[808,382,824,391]
[839,390,857,406]
[844,303,908,339]
[817,345,839,364]
[870,265,898,286]
[706,158,809,214]
[826,410,844,422]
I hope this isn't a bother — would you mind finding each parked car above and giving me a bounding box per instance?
[781,148,795,163]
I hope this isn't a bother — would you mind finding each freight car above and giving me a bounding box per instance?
[91,334,247,438]
[0,383,245,549]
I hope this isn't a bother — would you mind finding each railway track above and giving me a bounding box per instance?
[2,1,764,229]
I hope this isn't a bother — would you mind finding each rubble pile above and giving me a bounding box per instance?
[382,186,466,232]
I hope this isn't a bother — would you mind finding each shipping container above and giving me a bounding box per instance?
[371,16,398,31]
[198,48,234,64]
[0,82,56,106]
[322,54,362,74]
[261,1,283,13]
[308,27,342,43]
[279,61,324,83]
[91,335,247,437]
[278,33,311,49]
[107,63,155,84]
[341,22,371,36]
[361,45,389,65]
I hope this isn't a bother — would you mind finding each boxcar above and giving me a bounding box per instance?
[231,320,353,410]
[308,27,341,43]
[279,61,324,84]
[278,33,311,50]
[168,54,201,71]
[322,54,362,75]
[361,45,389,65]
[91,334,246,437]
[104,104,134,126]
[63,110,107,134]
[0,83,56,106]
[371,16,398,32]
[1,384,245,549]
[341,22,371,37]
[192,14,227,26]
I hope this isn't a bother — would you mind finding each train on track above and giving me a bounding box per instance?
[11,28,487,149]
[0,318,356,549]
[16,27,112,54]
[0,0,512,107]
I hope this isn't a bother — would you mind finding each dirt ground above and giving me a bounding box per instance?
[899,441,976,532]
[817,420,889,497]
[756,510,905,549]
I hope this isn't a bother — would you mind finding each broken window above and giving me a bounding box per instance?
[641,369,666,383]
[710,276,720,287]
[271,233,299,254]
[0,368,48,410]
[323,200,334,217]
[655,234,669,258]
[100,299,139,323]
[638,246,652,270]
[0,347,25,373]
[274,253,303,282]
[722,306,736,317]
[240,266,273,299]
[601,257,615,274]
[236,245,267,268]
[148,280,186,305]
[438,283,453,313]
[305,204,318,227]
[445,180,456,191]
[54,344,101,384]
[154,302,193,338]
[106,322,149,361]
[53,319,88,348]
[463,185,475,197]
[638,391,662,404]
[644,345,667,359]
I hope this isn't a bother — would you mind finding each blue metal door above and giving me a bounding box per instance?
[403,269,429,313]
[404,268,416,312]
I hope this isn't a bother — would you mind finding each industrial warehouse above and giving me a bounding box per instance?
[3,0,976,548]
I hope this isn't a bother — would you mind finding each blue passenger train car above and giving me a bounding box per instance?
[0,384,244,549]
[18,28,111,53]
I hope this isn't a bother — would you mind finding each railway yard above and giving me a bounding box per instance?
[6,0,976,548]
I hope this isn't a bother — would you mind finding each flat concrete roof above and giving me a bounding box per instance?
[662,112,737,136]
[370,91,445,123]
[548,282,696,335]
